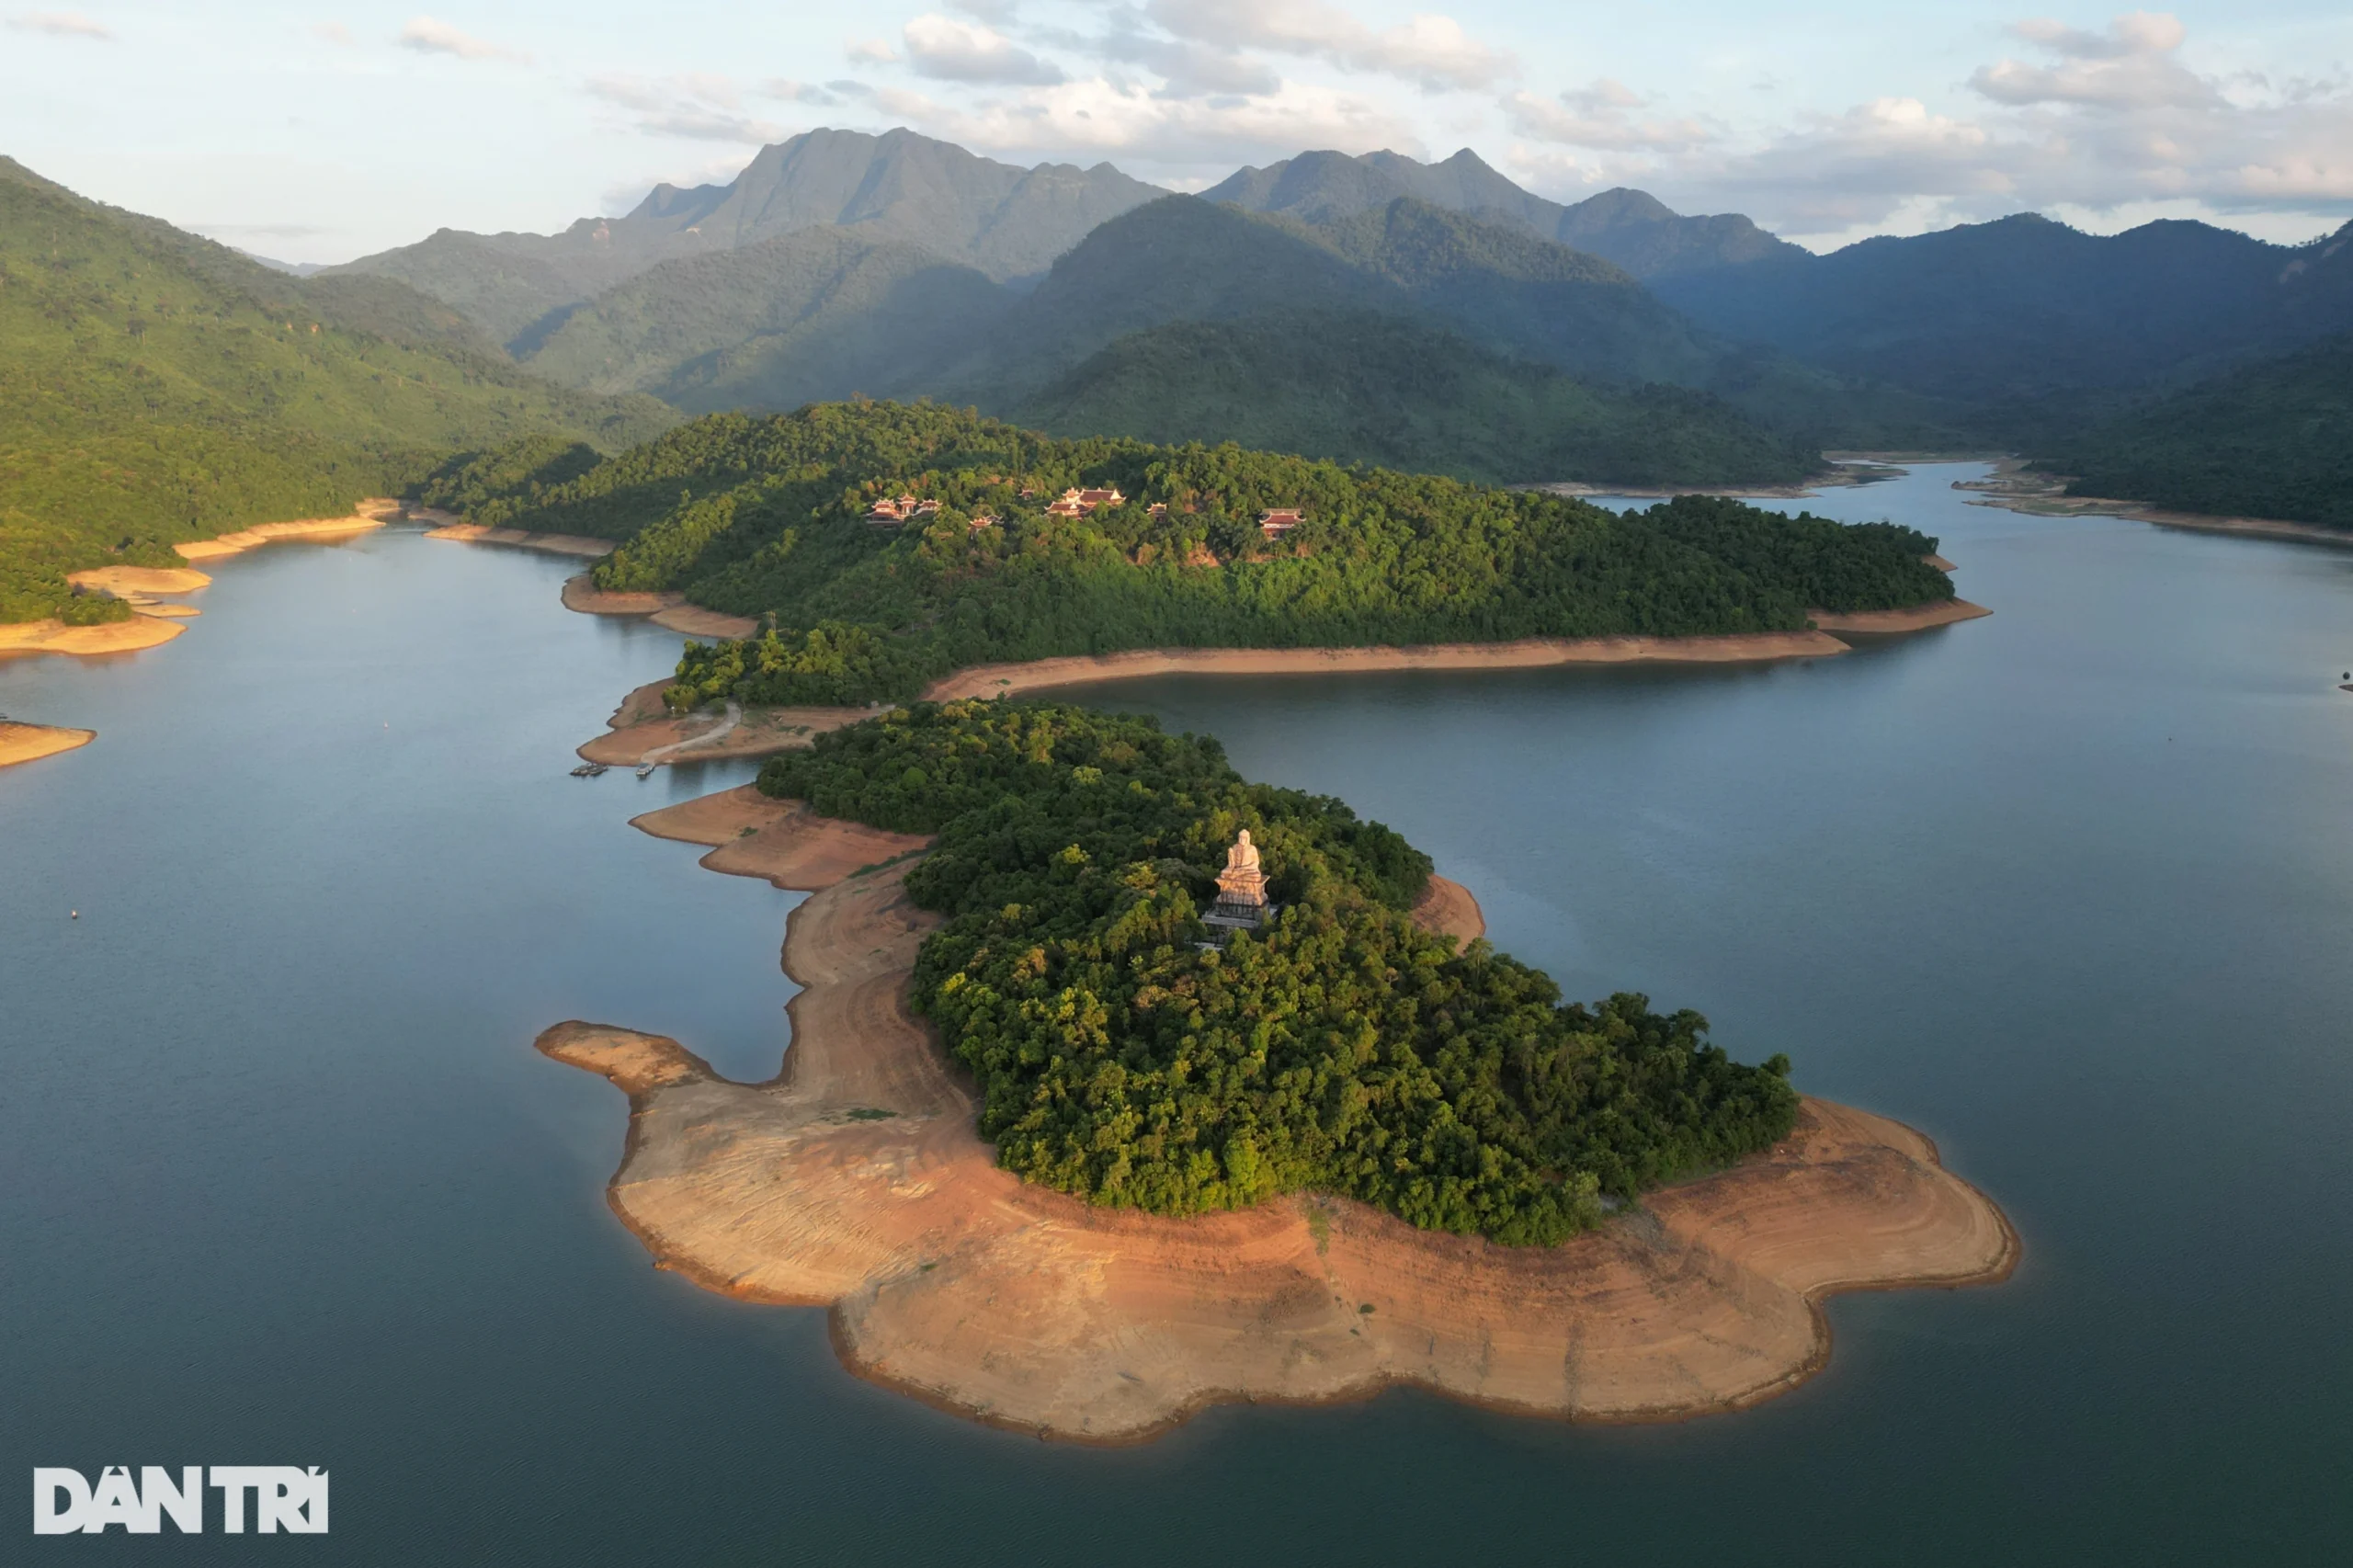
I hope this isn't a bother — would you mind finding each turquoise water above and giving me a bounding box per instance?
[5,467,2350,1562]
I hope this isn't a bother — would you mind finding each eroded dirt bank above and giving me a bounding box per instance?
[540,786,2018,1441]
[577,680,867,767]
[0,722,97,769]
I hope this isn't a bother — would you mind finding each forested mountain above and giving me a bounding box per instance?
[2037,334,2353,527]
[331,128,1160,347]
[940,196,1948,450]
[1205,148,1803,278]
[1012,312,1818,485]
[0,157,672,623]
[519,227,1014,413]
[1655,212,2353,415]
[420,401,1954,708]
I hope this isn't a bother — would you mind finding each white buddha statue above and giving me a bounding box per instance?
[1216,830,1268,907]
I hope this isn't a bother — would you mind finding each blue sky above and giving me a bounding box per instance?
[5,2,2347,262]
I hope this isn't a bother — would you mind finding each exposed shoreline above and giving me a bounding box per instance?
[540,783,2018,1443]
[0,721,97,770]
[577,679,865,767]
[1956,460,2352,549]
[559,573,762,638]
[415,509,618,560]
[919,631,1859,702]
[0,500,400,751]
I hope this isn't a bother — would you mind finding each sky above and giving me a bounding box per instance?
[4,2,2348,264]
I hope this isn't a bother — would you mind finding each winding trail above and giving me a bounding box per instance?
[639,699,742,767]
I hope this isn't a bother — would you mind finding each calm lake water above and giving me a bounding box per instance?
[6,464,2350,1563]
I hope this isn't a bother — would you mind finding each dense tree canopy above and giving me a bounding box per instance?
[762,701,1797,1244]
[0,157,671,624]
[433,401,1950,709]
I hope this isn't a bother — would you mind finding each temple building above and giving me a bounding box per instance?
[1201,829,1275,940]
[1257,508,1302,539]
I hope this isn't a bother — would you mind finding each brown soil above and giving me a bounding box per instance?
[540,789,2018,1442]
[556,574,760,639]
[920,631,1855,702]
[1924,553,1959,572]
[0,618,185,658]
[577,681,868,767]
[421,519,616,558]
[1957,460,2352,549]
[173,500,400,562]
[1411,874,1485,945]
[66,565,213,597]
[1810,599,1992,634]
[0,722,97,768]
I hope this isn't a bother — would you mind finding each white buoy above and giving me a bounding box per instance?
[70,910,78,919]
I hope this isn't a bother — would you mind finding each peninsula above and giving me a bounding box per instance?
[416,401,1981,716]
[542,701,2015,1439]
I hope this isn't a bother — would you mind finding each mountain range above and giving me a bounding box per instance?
[328,128,1158,348]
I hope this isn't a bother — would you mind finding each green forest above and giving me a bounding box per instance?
[2038,333,2353,528]
[0,157,672,624]
[760,700,1800,1243]
[425,401,1951,709]
[1012,311,1821,486]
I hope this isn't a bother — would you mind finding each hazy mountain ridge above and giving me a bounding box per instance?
[330,128,1159,348]
[1654,211,2353,411]
[1205,147,1806,278]
[520,227,1014,413]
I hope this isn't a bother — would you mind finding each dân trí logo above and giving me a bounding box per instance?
[33,1467,328,1535]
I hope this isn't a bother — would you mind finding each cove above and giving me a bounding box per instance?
[5,462,2350,1562]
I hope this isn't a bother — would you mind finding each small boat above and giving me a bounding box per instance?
[636,763,657,779]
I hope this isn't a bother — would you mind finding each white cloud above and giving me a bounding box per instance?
[1504,79,1712,153]
[847,37,899,63]
[397,16,527,62]
[1502,12,2353,244]
[311,22,355,47]
[1143,0,1513,92]
[1972,12,2210,108]
[854,71,1420,172]
[588,74,786,144]
[904,13,1064,86]
[8,11,111,40]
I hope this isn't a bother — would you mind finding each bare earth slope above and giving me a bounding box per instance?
[540,786,2017,1441]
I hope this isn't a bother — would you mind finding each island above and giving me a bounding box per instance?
[542,700,2016,1439]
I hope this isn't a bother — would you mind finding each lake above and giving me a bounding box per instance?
[5,463,2349,1562]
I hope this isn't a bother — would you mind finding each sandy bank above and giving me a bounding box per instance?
[1411,875,1484,946]
[0,616,185,659]
[559,574,761,639]
[577,679,866,767]
[1958,462,2352,550]
[921,631,1855,702]
[1811,598,1991,634]
[540,788,2017,1442]
[0,722,97,769]
[421,518,616,559]
[66,565,213,597]
[174,499,400,562]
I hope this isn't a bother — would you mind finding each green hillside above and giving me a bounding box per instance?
[0,158,674,624]
[423,401,1953,709]
[762,700,1798,1240]
[1014,311,1818,485]
[939,197,1957,453]
[521,228,1014,412]
[2037,335,2353,527]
